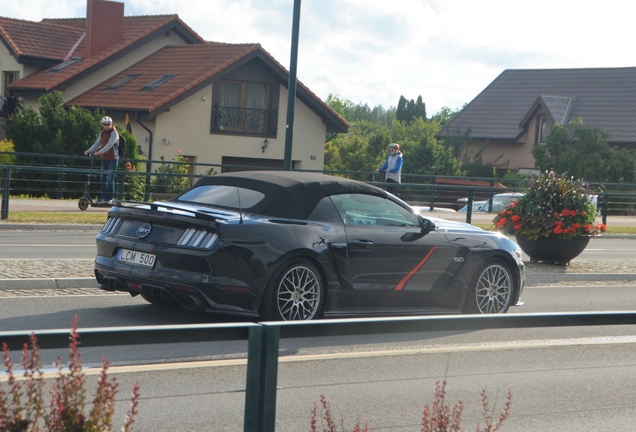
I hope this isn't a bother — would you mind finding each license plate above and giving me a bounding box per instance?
[117,248,156,268]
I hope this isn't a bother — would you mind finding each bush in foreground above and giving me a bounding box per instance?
[0,315,140,431]
[311,380,511,432]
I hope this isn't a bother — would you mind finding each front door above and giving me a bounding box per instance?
[331,194,452,308]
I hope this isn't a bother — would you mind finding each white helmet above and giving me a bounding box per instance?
[101,116,113,125]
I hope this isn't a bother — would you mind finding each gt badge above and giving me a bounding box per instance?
[137,223,152,239]
[453,257,464,263]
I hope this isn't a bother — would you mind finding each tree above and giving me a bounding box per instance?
[415,95,426,121]
[324,94,464,178]
[430,106,461,127]
[392,118,463,176]
[326,94,395,126]
[396,95,426,124]
[4,91,104,156]
[396,96,408,123]
[533,119,636,182]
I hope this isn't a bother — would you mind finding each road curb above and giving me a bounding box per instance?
[526,273,636,284]
[0,278,99,290]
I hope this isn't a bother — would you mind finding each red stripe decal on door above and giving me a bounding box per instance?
[394,246,437,291]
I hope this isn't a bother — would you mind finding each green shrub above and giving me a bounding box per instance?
[151,150,190,195]
[0,139,16,165]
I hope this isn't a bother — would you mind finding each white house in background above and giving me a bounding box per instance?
[0,0,348,172]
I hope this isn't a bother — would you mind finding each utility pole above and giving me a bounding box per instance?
[283,0,301,170]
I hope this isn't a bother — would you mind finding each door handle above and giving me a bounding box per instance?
[353,240,374,246]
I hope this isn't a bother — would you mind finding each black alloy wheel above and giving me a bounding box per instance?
[463,258,513,314]
[261,259,324,321]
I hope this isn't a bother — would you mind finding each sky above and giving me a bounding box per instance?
[3,0,635,116]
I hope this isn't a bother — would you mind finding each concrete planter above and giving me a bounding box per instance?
[515,233,591,266]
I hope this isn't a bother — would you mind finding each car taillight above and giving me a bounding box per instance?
[177,228,219,249]
[101,217,122,235]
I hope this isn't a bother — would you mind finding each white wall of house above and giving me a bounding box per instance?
[151,84,328,173]
[276,85,327,170]
[0,44,23,96]
[468,110,551,173]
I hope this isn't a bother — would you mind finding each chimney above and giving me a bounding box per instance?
[85,0,124,58]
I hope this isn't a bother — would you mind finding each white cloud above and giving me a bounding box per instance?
[3,0,636,115]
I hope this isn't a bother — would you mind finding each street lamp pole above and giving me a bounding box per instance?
[283,0,301,171]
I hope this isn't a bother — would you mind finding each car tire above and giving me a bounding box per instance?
[260,259,324,321]
[463,258,513,314]
[140,290,180,308]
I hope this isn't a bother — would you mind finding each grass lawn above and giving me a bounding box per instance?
[1,212,108,224]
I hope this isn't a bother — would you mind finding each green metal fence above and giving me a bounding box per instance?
[4,150,636,223]
[2,312,636,431]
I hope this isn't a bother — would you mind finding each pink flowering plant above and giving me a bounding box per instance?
[492,171,606,241]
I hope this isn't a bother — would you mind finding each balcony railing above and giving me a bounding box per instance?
[214,105,277,135]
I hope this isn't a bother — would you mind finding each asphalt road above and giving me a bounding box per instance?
[2,228,636,430]
[2,282,636,431]
[0,230,98,259]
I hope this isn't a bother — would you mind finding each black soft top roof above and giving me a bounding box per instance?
[183,171,387,219]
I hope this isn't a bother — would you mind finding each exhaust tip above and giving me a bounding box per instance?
[187,295,203,307]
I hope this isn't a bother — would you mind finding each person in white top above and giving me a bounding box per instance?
[376,143,403,194]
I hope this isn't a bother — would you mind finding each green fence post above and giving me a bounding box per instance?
[1,166,9,220]
[56,157,64,199]
[244,325,280,432]
[466,189,474,224]
[144,160,152,201]
[117,171,125,200]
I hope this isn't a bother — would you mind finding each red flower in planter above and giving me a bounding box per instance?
[496,217,508,228]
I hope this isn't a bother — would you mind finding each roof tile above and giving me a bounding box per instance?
[7,14,205,91]
[0,16,84,61]
[66,43,259,111]
[439,67,636,143]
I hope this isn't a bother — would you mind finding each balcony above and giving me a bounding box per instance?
[214,105,277,136]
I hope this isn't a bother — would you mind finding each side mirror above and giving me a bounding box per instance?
[401,217,434,242]
[421,217,435,234]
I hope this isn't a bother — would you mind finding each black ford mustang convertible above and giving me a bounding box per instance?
[94,171,525,320]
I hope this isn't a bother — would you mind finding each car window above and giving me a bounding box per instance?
[329,194,419,227]
[176,185,265,209]
[307,197,343,223]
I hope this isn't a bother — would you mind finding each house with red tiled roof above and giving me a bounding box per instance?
[0,0,348,171]
[436,67,636,174]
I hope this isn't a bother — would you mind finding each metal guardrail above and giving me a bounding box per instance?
[2,312,636,431]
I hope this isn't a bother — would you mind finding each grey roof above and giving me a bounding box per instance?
[437,67,636,143]
[540,95,576,125]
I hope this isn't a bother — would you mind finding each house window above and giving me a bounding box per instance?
[107,74,140,90]
[49,57,82,73]
[142,74,177,91]
[214,80,275,135]
[538,117,552,144]
[2,71,19,96]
